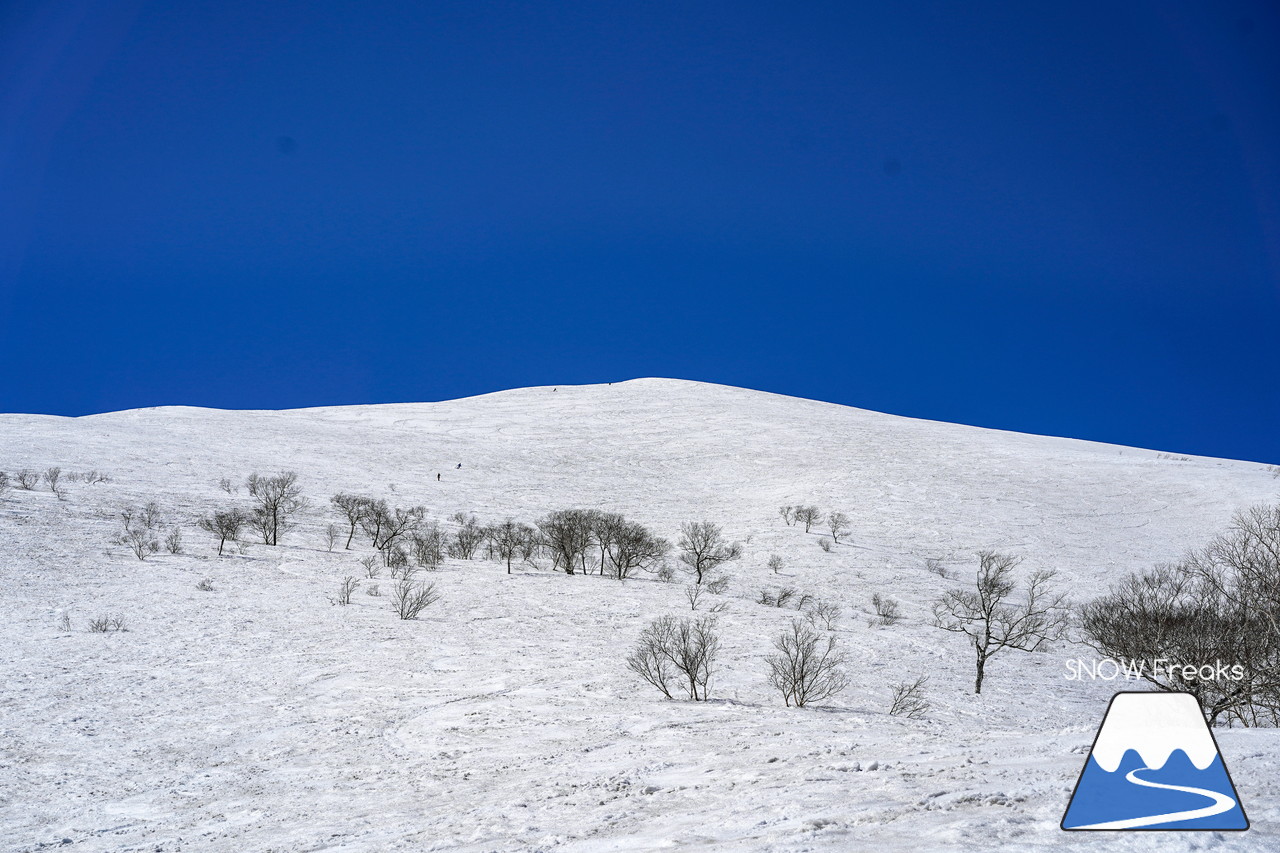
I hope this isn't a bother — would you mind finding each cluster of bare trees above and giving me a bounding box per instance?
[534,509,669,579]
[1,467,93,498]
[115,502,167,560]
[779,504,850,542]
[626,614,720,700]
[1081,504,1280,726]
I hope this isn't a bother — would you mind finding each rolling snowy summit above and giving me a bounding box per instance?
[2,378,1277,851]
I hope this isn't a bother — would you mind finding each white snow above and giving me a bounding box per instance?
[2,378,1278,851]
[1090,692,1220,772]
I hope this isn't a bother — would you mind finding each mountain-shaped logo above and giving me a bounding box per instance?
[1062,692,1248,830]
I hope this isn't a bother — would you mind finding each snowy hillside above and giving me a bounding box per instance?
[2,378,1277,851]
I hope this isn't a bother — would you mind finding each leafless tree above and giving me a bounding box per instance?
[376,505,426,563]
[537,509,596,574]
[198,509,246,556]
[871,593,901,625]
[15,470,38,490]
[609,521,669,580]
[88,615,128,633]
[43,467,64,499]
[827,511,850,544]
[805,599,841,630]
[360,554,380,578]
[768,554,784,574]
[84,470,110,485]
[449,512,485,560]
[625,614,720,700]
[411,522,446,569]
[115,502,164,560]
[323,523,339,552]
[817,537,832,552]
[933,551,1069,694]
[164,527,183,555]
[794,505,823,533]
[332,576,359,605]
[779,505,796,526]
[330,493,370,549]
[591,512,626,576]
[219,477,236,494]
[139,501,164,531]
[759,586,797,608]
[766,618,850,707]
[888,676,930,719]
[678,521,742,584]
[488,518,533,573]
[685,583,706,611]
[247,472,306,545]
[392,579,440,619]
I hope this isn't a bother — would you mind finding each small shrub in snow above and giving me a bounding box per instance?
[779,505,796,526]
[871,593,901,626]
[685,583,706,611]
[332,576,359,606]
[323,523,339,552]
[164,527,183,555]
[44,467,64,499]
[360,555,380,579]
[888,676,930,719]
[924,558,949,579]
[655,562,676,583]
[392,579,439,619]
[219,477,236,494]
[195,578,215,592]
[766,618,850,708]
[767,554,784,574]
[817,537,832,553]
[87,614,127,633]
[84,470,110,485]
[626,614,720,701]
[16,470,38,490]
[704,574,730,595]
[759,587,797,608]
[57,611,71,632]
[805,599,841,630]
[366,583,381,597]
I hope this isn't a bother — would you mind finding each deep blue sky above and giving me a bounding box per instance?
[3,1,1278,462]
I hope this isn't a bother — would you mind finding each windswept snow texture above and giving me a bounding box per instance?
[2,378,1278,851]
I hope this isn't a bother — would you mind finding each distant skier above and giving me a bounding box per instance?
[436,473,441,481]
[456,463,462,469]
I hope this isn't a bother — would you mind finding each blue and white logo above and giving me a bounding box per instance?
[1062,692,1248,831]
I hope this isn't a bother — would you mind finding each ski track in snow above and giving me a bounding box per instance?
[1,378,1278,851]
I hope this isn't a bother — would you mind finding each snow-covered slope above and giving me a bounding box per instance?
[2,378,1277,851]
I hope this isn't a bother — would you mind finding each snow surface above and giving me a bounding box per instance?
[1091,693,1220,772]
[2,378,1278,851]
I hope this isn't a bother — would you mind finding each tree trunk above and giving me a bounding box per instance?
[974,651,986,694]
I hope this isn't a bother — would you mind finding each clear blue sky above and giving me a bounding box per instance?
[2,1,1278,463]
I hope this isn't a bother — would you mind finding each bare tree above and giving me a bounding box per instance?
[448,512,485,560]
[488,518,533,573]
[591,512,626,576]
[827,511,850,544]
[376,505,426,563]
[817,537,832,552]
[360,555,380,578]
[537,509,596,575]
[767,554,784,574]
[43,467,64,499]
[330,493,370,549]
[805,599,841,630]
[766,618,850,707]
[332,576,360,605]
[323,523,339,552]
[392,579,440,619]
[411,522,446,569]
[933,551,1069,694]
[164,527,183,555]
[888,676,930,719]
[115,502,165,560]
[247,472,306,545]
[609,521,669,580]
[794,505,823,533]
[685,583,706,611]
[219,477,236,494]
[15,470,38,490]
[779,505,796,526]
[871,593,901,625]
[198,509,246,556]
[625,614,720,701]
[678,521,742,584]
